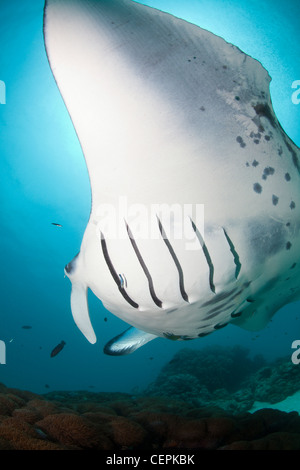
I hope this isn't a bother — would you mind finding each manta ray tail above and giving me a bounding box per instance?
[104,327,157,355]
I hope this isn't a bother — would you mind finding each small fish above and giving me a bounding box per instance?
[22,325,32,329]
[51,222,63,227]
[50,340,66,357]
[104,317,107,322]
[45,384,50,388]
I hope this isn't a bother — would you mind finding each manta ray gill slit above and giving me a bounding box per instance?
[190,219,216,294]
[100,231,139,309]
[125,221,163,308]
[156,215,190,303]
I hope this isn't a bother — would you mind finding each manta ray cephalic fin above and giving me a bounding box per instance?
[70,282,97,344]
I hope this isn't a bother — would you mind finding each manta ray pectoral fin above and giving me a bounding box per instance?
[70,282,97,344]
[104,327,157,356]
[231,298,274,331]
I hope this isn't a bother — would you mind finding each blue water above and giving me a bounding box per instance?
[1,0,300,395]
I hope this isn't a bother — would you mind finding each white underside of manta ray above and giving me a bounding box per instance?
[43,0,300,355]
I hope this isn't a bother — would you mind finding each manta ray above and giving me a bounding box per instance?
[43,0,300,355]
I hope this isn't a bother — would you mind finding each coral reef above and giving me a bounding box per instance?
[144,346,265,413]
[144,346,300,414]
[248,358,300,403]
[151,345,264,393]
[1,346,300,450]
[0,379,300,450]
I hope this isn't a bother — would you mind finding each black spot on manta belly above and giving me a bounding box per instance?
[272,195,279,206]
[231,310,242,318]
[285,173,291,181]
[214,322,229,330]
[253,103,277,128]
[198,331,212,337]
[262,167,275,180]
[250,131,261,140]
[253,183,262,194]
[290,201,296,210]
[236,136,246,148]
[286,241,292,250]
